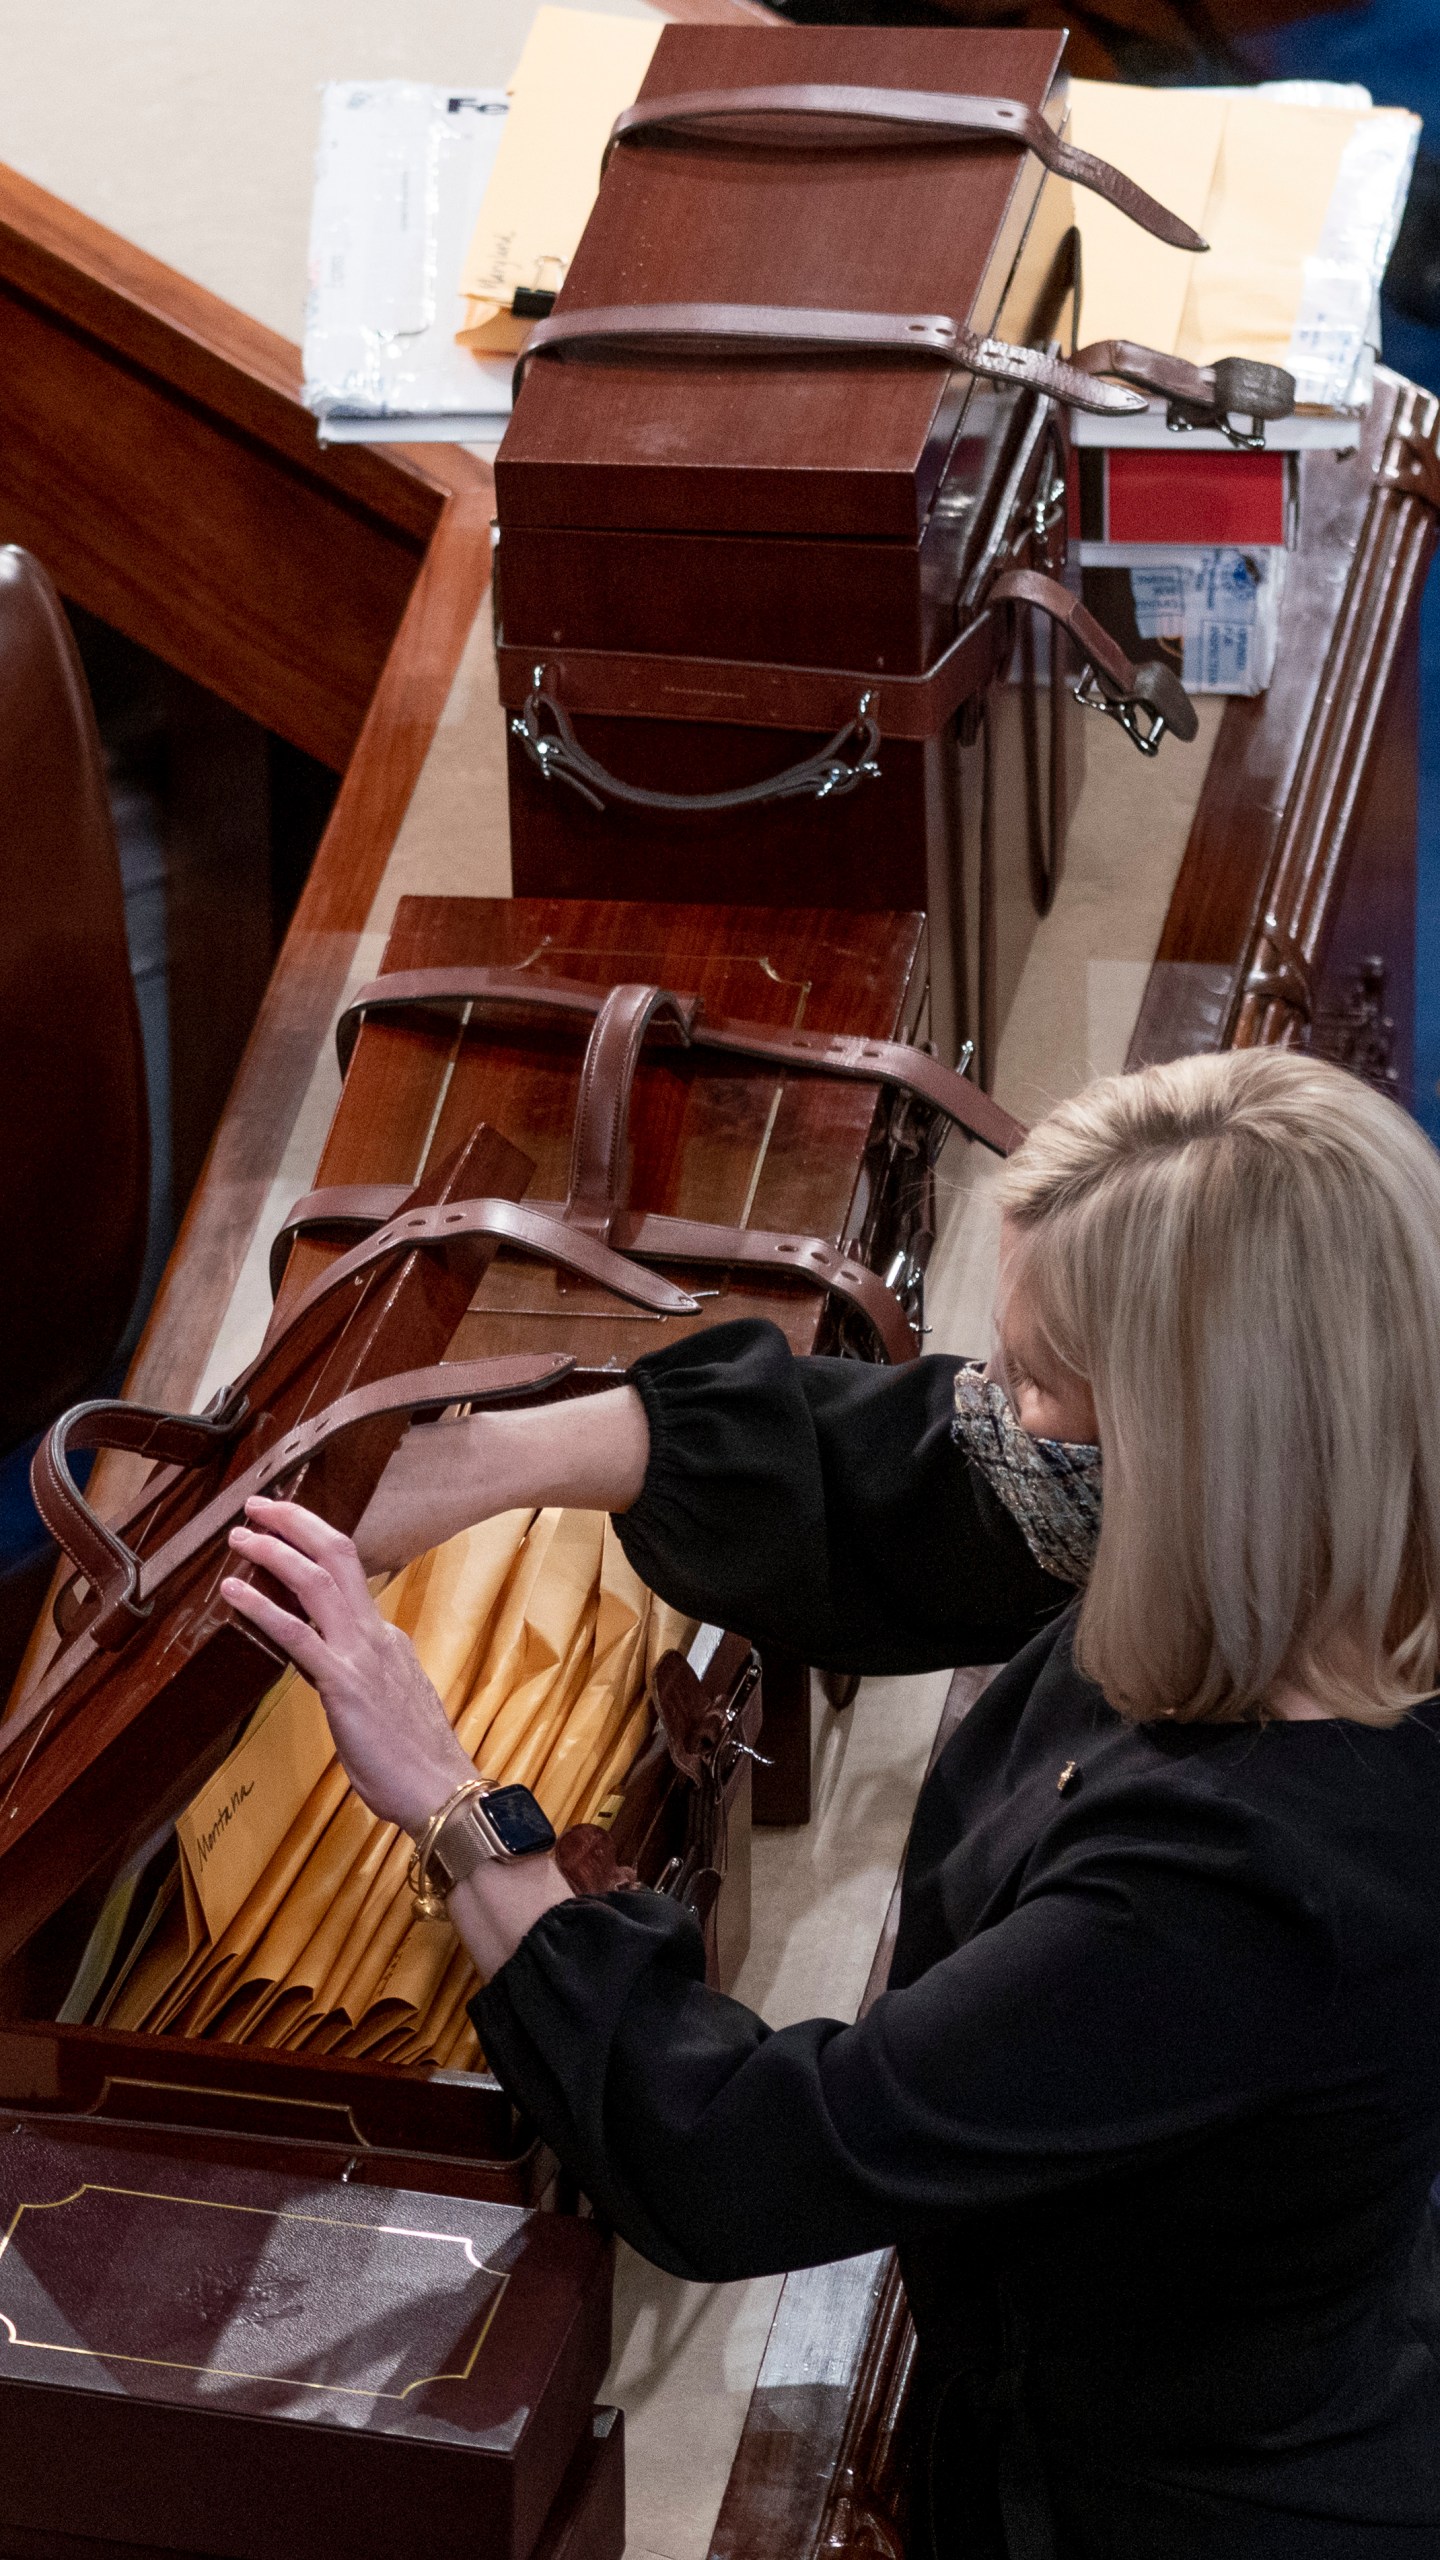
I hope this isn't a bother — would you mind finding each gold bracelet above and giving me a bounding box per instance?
[408,1778,489,1921]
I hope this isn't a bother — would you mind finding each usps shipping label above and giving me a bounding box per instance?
[1126,549,1285,696]
[304,83,513,437]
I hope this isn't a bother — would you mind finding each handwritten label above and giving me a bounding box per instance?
[176,1675,335,1942]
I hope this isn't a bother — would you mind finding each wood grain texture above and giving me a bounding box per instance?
[0,160,492,753]
[496,25,1060,540]
[120,467,495,1423]
[0,169,497,1448]
[1127,372,1437,1101]
[280,896,930,1364]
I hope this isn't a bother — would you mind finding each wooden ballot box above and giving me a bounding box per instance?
[494,23,1102,1069]
[0,2122,619,2560]
[280,892,979,1824]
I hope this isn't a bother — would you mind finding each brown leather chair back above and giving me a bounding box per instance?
[0,547,148,1446]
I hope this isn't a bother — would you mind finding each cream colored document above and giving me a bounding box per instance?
[1067,80,1419,410]
[1065,83,1224,362]
[457,7,663,354]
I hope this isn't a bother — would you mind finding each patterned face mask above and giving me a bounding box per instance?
[951,1360,1103,1588]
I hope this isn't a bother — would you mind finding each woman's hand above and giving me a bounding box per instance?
[221,1498,474,1836]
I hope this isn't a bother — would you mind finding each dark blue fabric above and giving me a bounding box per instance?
[1236,4,1440,1141]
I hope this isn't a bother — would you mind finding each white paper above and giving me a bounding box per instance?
[303,82,515,437]
[1284,100,1419,408]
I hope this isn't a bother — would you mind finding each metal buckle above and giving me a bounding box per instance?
[1070,664,1169,758]
[1165,400,1266,453]
[815,690,883,799]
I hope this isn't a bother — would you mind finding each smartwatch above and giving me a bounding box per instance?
[429,1782,557,1896]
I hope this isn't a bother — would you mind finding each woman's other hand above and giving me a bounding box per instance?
[221,1497,472,1836]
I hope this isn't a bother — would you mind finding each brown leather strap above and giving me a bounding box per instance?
[610,1213,918,1363]
[511,679,883,815]
[270,1188,920,1364]
[604,86,1207,252]
[268,1182,413,1300]
[496,613,999,744]
[514,303,1146,418]
[1071,339,1295,446]
[989,567,1200,753]
[335,966,1027,1153]
[567,985,697,1234]
[33,1353,583,1655]
[272,1192,700,1331]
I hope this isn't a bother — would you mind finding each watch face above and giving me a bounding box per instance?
[483,1784,557,1859]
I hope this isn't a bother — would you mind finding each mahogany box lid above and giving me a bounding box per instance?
[286,895,928,1369]
[496,24,1065,544]
[0,2119,611,2560]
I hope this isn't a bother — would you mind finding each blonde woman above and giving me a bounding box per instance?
[224,1048,1440,2559]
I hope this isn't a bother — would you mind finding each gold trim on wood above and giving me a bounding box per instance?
[0,2182,508,2398]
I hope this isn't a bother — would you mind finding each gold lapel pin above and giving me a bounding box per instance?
[1057,1761,1079,1794]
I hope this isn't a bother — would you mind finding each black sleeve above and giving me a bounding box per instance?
[470,1795,1337,2285]
[613,1319,1071,1676]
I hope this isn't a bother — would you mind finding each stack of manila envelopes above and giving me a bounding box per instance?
[456,8,662,357]
[1067,79,1419,445]
[84,1510,690,2074]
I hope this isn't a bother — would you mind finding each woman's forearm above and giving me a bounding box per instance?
[353,1383,651,1572]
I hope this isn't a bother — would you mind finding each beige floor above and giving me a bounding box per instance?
[0,16,1224,2553]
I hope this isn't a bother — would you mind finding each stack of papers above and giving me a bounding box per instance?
[1068,78,1420,450]
[304,82,515,444]
[302,10,664,446]
[457,8,663,356]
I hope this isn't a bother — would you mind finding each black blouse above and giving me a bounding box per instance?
[472,1322,1440,2559]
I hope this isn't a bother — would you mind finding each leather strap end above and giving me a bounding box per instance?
[555,1824,639,1895]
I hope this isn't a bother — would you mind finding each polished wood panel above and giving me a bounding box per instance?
[1127,371,1439,1101]
[0,165,483,770]
[0,170,497,1436]
[283,896,928,1364]
[496,26,1059,539]
[126,478,495,1422]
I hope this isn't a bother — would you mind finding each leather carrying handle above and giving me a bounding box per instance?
[278,980,925,1362]
[989,567,1200,756]
[1072,339,1296,447]
[566,985,696,1234]
[334,965,1027,1154]
[604,85,1207,253]
[512,675,882,816]
[514,304,1146,418]
[33,1353,586,1654]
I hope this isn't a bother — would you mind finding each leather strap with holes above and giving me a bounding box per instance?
[602,85,1207,252]
[513,304,1146,418]
[31,1354,591,1656]
[334,965,1025,1151]
[275,972,1029,1364]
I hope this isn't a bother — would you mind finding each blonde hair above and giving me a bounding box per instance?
[998,1049,1440,1727]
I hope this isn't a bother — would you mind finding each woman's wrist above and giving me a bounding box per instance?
[448,1849,574,1980]
[400,1744,484,1841]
